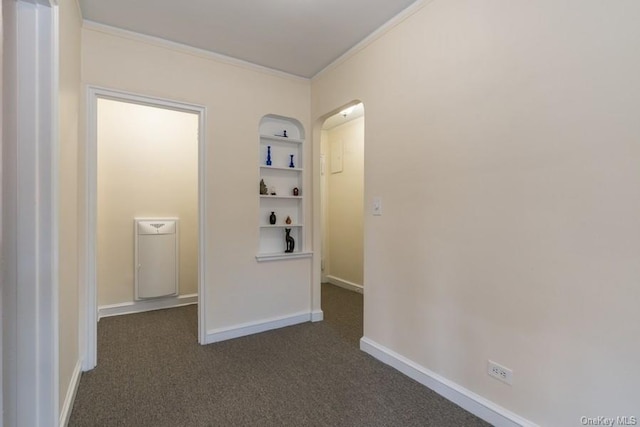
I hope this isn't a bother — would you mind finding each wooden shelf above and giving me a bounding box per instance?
[259,195,302,199]
[260,134,304,144]
[260,166,302,172]
[260,224,303,228]
[255,251,313,262]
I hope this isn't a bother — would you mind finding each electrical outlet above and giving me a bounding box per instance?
[488,360,513,385]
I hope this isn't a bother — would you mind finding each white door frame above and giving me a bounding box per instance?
[2,0,60,425]
[82,86,207,370]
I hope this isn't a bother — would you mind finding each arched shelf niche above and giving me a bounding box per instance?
[257,114,311,261]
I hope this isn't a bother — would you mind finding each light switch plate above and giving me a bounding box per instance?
[372,197,382,216]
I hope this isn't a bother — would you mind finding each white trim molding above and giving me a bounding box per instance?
[98,294,198,319]
[82,20,309,83]
[206,312,314,344]
[2,1,60,425]
[83,86,208,371]
[311,310,324,322]
[312,0,434,80]
[326,275,363,294]
[360,338,537,427]
[58,360,82,427]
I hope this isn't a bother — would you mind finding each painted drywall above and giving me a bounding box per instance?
[320,130,329,283]
[322,117,364,287]
[81,26,312,332]
[97,99,198,305]
[0,2,3,419]
[2,4,24,423]
[58,0,82,416]
[311,0,640,425]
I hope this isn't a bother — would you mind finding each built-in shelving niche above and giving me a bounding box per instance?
[257,115,312,262]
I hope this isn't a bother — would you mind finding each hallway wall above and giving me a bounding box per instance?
[58,0,82,417]
[311,0,640,425]
[81,25,313,334]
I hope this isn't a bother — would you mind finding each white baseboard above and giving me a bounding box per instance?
[311,309,324,322]
[360,337,537,427]
[59,360,82,427]
[98,293,197,320]
[205,311,313,344]
[326,275,363,294]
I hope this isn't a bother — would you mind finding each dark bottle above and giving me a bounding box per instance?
[269,212,276,225]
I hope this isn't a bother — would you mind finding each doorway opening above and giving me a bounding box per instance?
[84,88,207,370]
[319,102,365,344]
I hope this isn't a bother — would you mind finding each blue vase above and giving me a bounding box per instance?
[266,146,272,166]
[289,154,294,168]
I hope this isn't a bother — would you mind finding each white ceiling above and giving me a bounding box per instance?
[78,0,419,78]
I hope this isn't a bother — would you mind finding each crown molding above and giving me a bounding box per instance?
[82,20,310,83]
[312,0,433,81]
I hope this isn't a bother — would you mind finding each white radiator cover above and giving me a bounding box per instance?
[134,218,179,300]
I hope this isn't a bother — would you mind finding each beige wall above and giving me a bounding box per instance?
[58,0,82,415]
[320,130,328,282]
[312,0,640,425]
[97,99,198,305]
[322,117,364,286]
[82,26,312,331]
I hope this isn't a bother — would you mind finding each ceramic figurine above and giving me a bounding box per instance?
[292,187,299,196]
[260,179,268,195]
[289,154,295,168]
[266,146,272,166]
[283,130,288,138]
[285,228,295,253]
[269,212,276,225]
[285,216,292,225]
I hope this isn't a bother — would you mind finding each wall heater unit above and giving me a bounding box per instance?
[135,218,179,300]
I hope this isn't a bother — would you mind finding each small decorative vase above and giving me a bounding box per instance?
[266,146,272,166]
[283,130,288,138]
[285,216,292,225]
[292,187,299,196]
[269,212,276,225]
[289,154,295,168]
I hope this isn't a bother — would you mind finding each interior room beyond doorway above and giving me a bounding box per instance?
[320,103,365,293]
[94,98,200,361]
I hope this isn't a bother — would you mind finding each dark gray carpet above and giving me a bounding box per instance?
[69,283,489,426]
